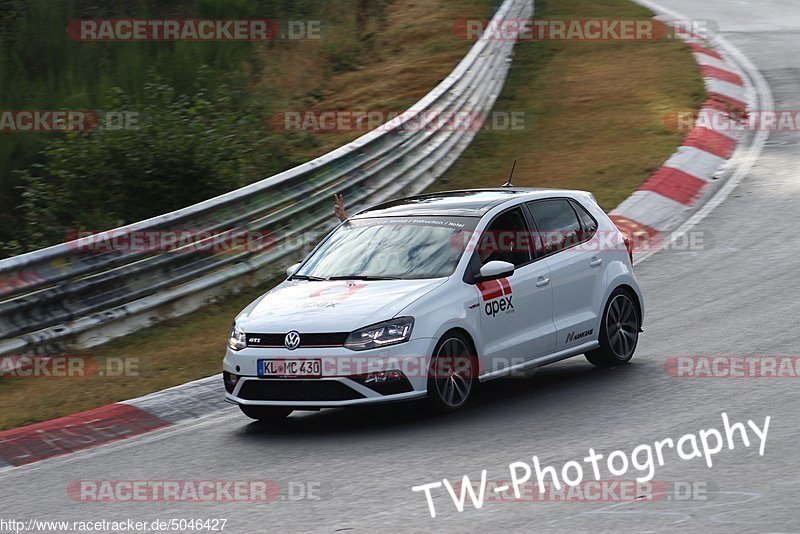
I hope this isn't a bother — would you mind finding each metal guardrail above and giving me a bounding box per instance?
[0,0,533,356]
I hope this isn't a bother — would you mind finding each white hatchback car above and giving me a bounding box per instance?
[223,188,643,421]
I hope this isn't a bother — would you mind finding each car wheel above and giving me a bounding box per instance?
[427,332,476,412]
[239,405,292,421]
[586,288,640,367]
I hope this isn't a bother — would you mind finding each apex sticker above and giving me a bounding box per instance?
[477,278,513,317]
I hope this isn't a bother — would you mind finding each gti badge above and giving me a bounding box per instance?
[285,331,301,350]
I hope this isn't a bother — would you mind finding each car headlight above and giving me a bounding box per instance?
[345,317,414,351]
[228,323,247,351]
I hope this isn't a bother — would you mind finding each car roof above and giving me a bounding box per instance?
[352,188,592,218]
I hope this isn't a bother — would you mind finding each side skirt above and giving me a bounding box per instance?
[478,340,601,382]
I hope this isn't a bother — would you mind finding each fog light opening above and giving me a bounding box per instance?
[365,370,404,384]
[353,369,413,395]
[223,371,241,393]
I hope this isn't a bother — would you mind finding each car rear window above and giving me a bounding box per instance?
[526,199,583,254]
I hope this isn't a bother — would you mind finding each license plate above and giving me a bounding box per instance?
[259,359,321,378]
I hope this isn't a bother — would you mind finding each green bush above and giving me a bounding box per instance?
[0,0,395,256]
[10,74,268,252]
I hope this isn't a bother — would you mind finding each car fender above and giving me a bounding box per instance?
[397,278,484,359]
[602,260,645,324]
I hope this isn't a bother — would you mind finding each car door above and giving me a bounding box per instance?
[472,206,556,374]
[525,198,602,352]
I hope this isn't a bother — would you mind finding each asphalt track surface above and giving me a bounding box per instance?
[1,1,798,532]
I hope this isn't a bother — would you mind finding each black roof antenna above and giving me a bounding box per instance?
[501,160,516,188]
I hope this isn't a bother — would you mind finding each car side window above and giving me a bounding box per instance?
[526,199,583,255]
[571,200,598,240]
[478,207,533,267]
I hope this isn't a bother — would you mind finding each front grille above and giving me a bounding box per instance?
[238,379,365,401]
[245,332,349,348]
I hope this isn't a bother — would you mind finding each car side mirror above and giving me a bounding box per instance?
[286,263,301,277]
[476,260,515,282]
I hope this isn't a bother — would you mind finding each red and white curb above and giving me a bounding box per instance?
[610,24,750,256]
[0,374,225,468]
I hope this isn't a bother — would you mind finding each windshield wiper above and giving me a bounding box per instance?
[291,274,328,281]
[326,275,402,281]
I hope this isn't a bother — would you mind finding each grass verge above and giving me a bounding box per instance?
[0,275,281,430]
[429,0,705,210]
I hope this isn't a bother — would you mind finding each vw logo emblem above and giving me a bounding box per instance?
[284,331,301,350]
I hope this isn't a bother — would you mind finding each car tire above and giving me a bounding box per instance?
[239,405,292,421]
[427,332,477,412]
[586,288,640,367]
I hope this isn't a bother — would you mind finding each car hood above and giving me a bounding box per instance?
[236,278,447,333]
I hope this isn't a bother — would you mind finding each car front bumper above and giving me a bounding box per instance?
[223,338,435,408]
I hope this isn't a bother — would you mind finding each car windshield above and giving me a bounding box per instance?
[295,216,478,280]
